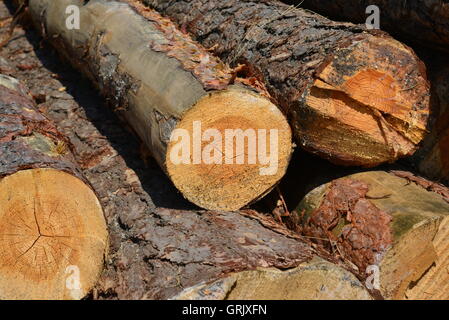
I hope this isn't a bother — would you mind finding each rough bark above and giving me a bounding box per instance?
[23,0,292,211]
[290,0,449,52]
[145,0,430,167]
[104,208,371,300]
[0,72,108,300]
[295,170,449,300]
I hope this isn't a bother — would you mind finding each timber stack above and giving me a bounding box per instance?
[0,0,448,300]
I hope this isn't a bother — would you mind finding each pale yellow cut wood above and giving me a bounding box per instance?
[0,168,108,300]
[166,86,291,211]
[405,216,449,300]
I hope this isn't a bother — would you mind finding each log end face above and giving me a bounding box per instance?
[166,86,292,210]
[299,34,430,167]
[0,168,108,300]
[405,216,449,300]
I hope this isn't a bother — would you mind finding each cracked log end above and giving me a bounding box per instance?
[405,216,449,300]
[297,171,449,299]
[172,258,372,300]
[0,168,108,300]
[301,35,430,167]
[166,86,292,211]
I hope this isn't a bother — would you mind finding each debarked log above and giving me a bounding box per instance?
[0,73,108,300]
[24,0,292,211]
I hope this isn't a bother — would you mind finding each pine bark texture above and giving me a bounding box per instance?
[0,73,82,180]
[293,0,449,52]
[145,0,431,167]
[23,0,292,211]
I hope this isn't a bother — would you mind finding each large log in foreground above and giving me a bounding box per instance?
[0,73,108,299]
[24,0,292,211]
[296,171,449,300]
[172,256,372,300]
[102,208,371,300]
[290,0,449,52]
[145,0,431,167]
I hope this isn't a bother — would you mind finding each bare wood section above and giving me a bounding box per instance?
[145,0,430,167]
[0,73,107,299]
[172,257,372,300]
[25,0,292,210]
[296,171,449,299]
[290,0,449,52]
[406,216,449,300]
[0,169,108,300]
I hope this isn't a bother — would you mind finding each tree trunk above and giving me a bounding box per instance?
[104,208,371,300]
[144,0,430,167]
[295,170,449,300]
[24,0,292,211]
[0,73,108,300]
[172,255,372,300]
[287,0,449,52]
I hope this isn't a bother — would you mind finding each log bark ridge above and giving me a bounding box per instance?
[106,208,371,300]
[296,170,449,299]
[145,0,430,167]
[0,72,108,300]
[292,0,449,52]
[24,0,292,211]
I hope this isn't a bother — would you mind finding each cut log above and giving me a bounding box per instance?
[288,0,449,52]
[105,208,372,300]
[23,0,292,211]
[144,0,430,167]
[409,51,449,185]
[295,170,449,300]
[0,73,108,299]
[171,256,372,300]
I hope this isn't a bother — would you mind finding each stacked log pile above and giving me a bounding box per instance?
[0,0,448,300]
